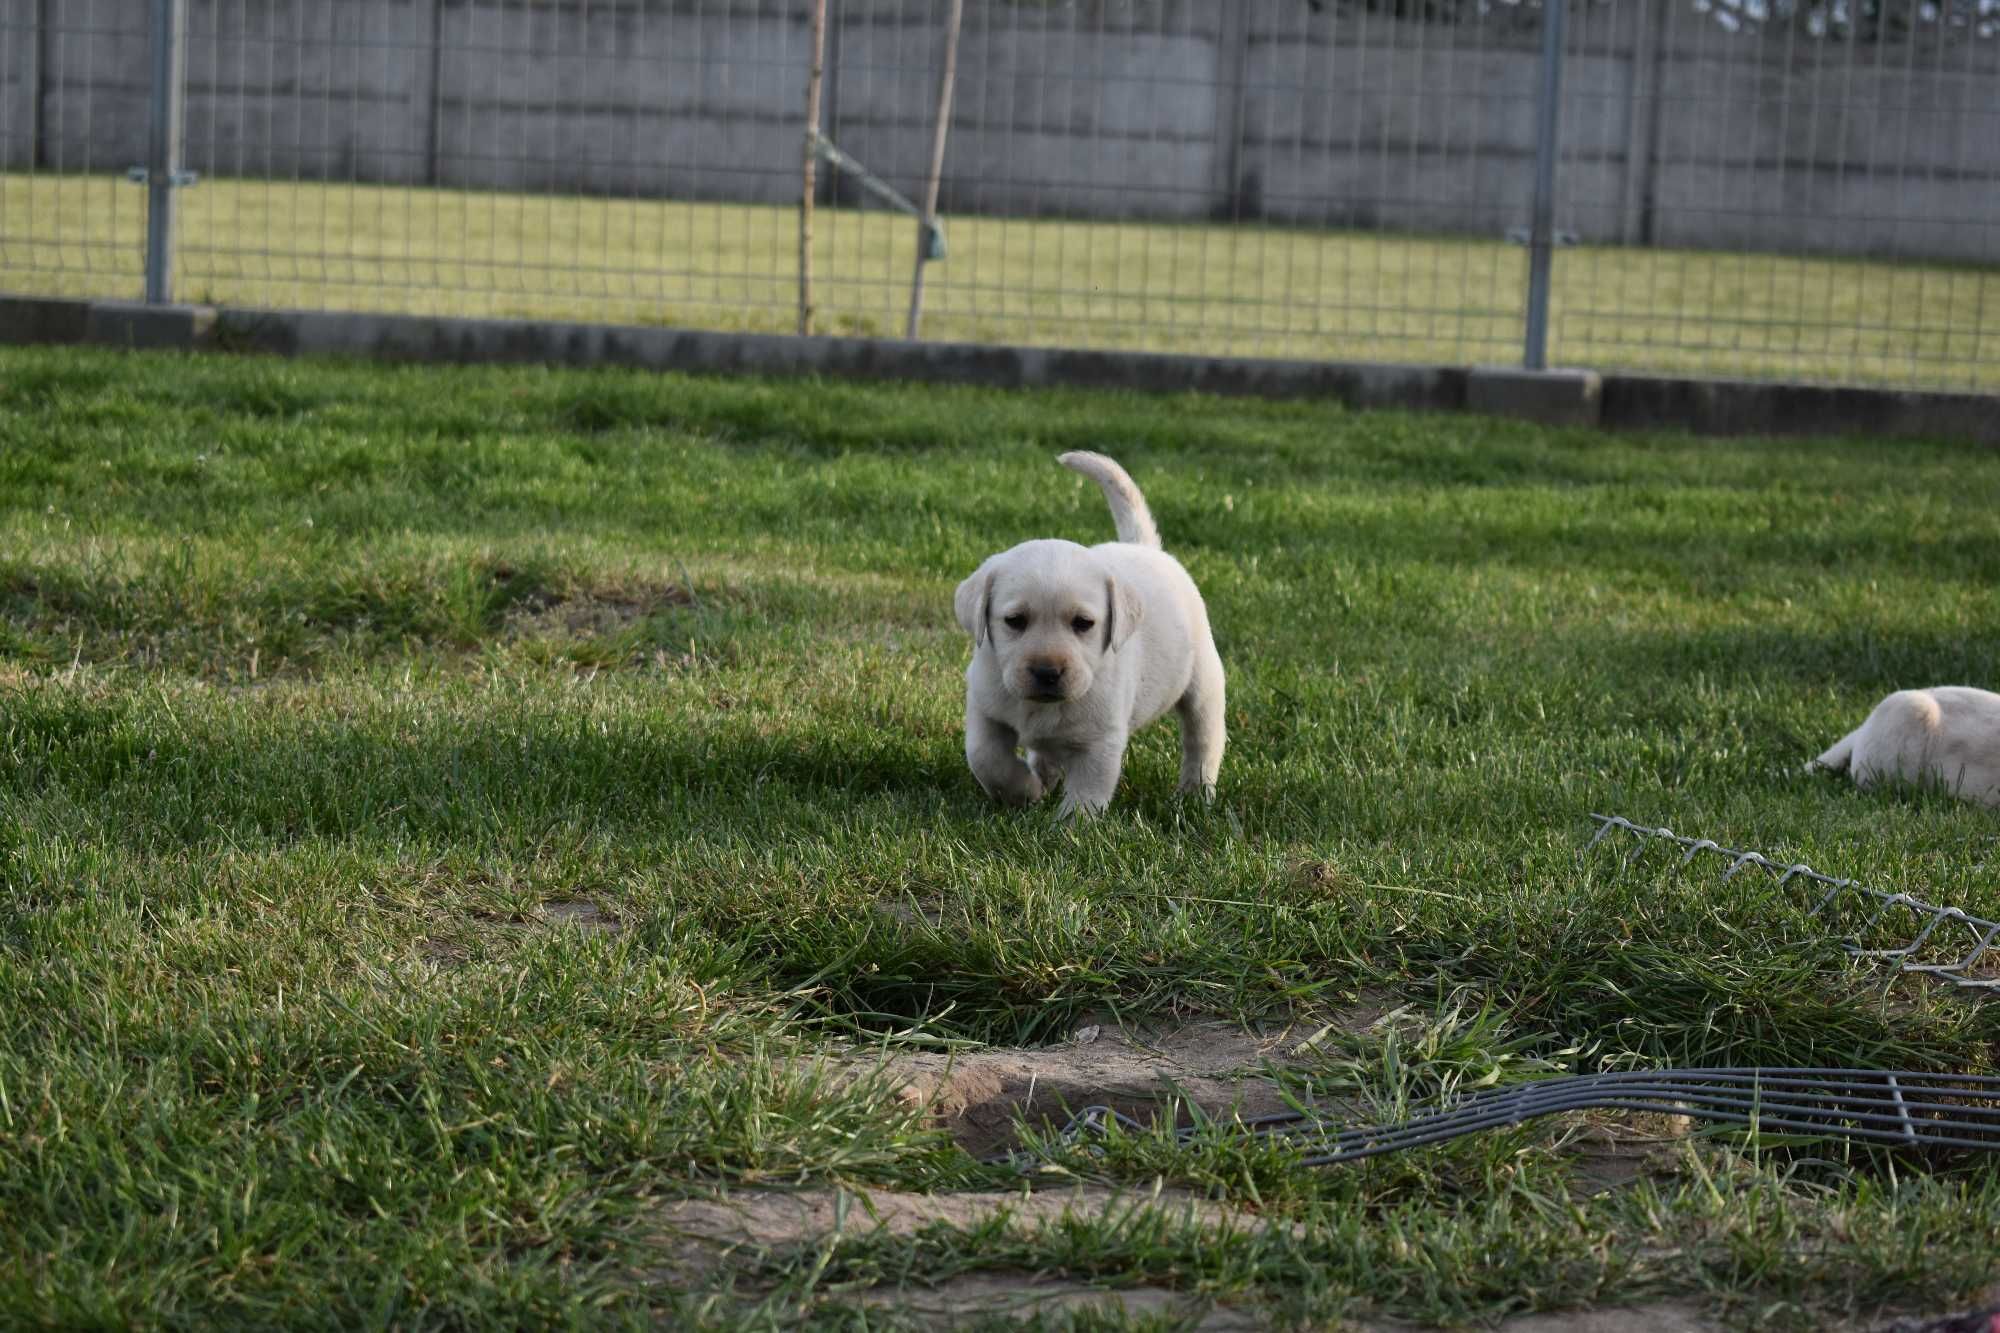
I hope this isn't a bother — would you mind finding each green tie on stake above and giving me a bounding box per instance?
[807,131,947,263]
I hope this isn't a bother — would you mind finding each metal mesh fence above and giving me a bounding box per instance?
[173,0,813,327]
[2,0,1996,391]
[1552,0,2000,388]
[997,1067,2000,1170]
[1,0,152,301]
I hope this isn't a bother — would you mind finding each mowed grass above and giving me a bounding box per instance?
[2,343,2000,1328]
[6,171,1999,390]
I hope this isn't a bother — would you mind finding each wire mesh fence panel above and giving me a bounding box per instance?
[1552,0,2000,391]
[163,0,809,325]
[1,0,1996,392]
[995,1068,2000,1170]
[809,0,1536,362]
[0,0,151,302]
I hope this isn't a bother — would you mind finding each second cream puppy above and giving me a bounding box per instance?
[1813,686,2000,809]
[954,452,1225,818]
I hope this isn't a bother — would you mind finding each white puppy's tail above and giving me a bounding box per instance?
[1058,451,1161,549]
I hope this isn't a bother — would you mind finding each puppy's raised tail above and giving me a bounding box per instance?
[1058,451,1161,549]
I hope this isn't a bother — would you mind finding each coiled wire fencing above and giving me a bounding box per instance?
[1585,813,2000,994]
[999,814,1999,1172]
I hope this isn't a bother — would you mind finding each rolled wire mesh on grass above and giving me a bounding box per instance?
[996,1069,2000,1171]
[998,817,2000,1172]
[1585,813,2000,993]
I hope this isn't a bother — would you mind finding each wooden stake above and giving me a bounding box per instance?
[799,0,828,337]
[904,0,963,340]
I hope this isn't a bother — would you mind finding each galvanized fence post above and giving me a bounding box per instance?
[1523,0,1567,371]
[143,0,187,305]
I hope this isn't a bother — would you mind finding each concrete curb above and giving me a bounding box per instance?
[0,296,90,344]
[3,296,1994,446]
[1598,372,2000,444]
[204,305,1469,415]
[85,300,219,351]
[1467,366,1603,429]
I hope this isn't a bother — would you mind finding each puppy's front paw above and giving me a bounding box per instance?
[977,761,1045,807]
[1053,746,1123,820]
[1176,777,1217,802]
[1054,795,1101,821]
[1002,770,1046,806]
[967,714,1045,807]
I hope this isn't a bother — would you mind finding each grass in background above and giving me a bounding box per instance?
[5,171,1998,390]
[1,344,1998,1327]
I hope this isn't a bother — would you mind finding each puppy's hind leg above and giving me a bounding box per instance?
[1175,645,1226,800]
[1026,748,1065,794]
[1809,724,1859,777]
[967,711,1045,807]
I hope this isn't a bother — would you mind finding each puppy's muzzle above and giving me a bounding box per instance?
[1025,661,1068,701]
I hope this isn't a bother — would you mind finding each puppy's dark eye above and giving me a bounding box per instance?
[1003,613,1028,632]
[1071,616,1095,634]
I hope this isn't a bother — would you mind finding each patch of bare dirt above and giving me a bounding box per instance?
[871,897,946,929]
[868,1017,1338,1158]
[416,935,469,969]
[850,1274,1265,1328]
[1561,1110,1696,1194]
[1359,1302,1723,1333]
[654,1182,1264,1328]
[656,1183,1235,1264]
[1875,1295,2000,1333]
[413,899,621,969]
[796,994,1395,1160]
[501,584,691,640]
[845,997,1709,1193]
[1401,1302,1994,1333]
[1470,1304,1720,1333]
[541,900,619,932]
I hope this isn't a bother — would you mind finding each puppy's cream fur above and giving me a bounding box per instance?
[954,452,1224,818]
[1812,686,2000,808]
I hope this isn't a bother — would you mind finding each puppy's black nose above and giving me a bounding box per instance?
[1029,663,1064,689]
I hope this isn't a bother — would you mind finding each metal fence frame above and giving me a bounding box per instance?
[3,0,1996,393]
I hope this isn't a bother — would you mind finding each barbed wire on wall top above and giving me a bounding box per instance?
[1285,0,2000,40]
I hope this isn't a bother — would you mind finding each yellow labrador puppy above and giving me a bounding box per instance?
[1813,686,2000,808]
[954,452,1224,818]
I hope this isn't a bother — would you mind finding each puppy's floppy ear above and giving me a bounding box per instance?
[954,565,994,646]
[1103,574,1143,652]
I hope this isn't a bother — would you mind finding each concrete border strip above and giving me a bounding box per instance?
[1,296,1993,446]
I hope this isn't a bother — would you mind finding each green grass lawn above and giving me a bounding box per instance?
[6,171,1998,392]
[2,343,1998,1328]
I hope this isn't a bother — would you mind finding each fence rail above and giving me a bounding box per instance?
[2,0,1996,392]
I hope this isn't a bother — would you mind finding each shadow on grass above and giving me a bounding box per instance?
[0,689,968,847]
[1578,621,2000,695]
[6,680,1993,1067]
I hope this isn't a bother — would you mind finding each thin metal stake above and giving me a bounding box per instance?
[1523,0,1567,371]
[905,0,963,341]
[144,0,188,305]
